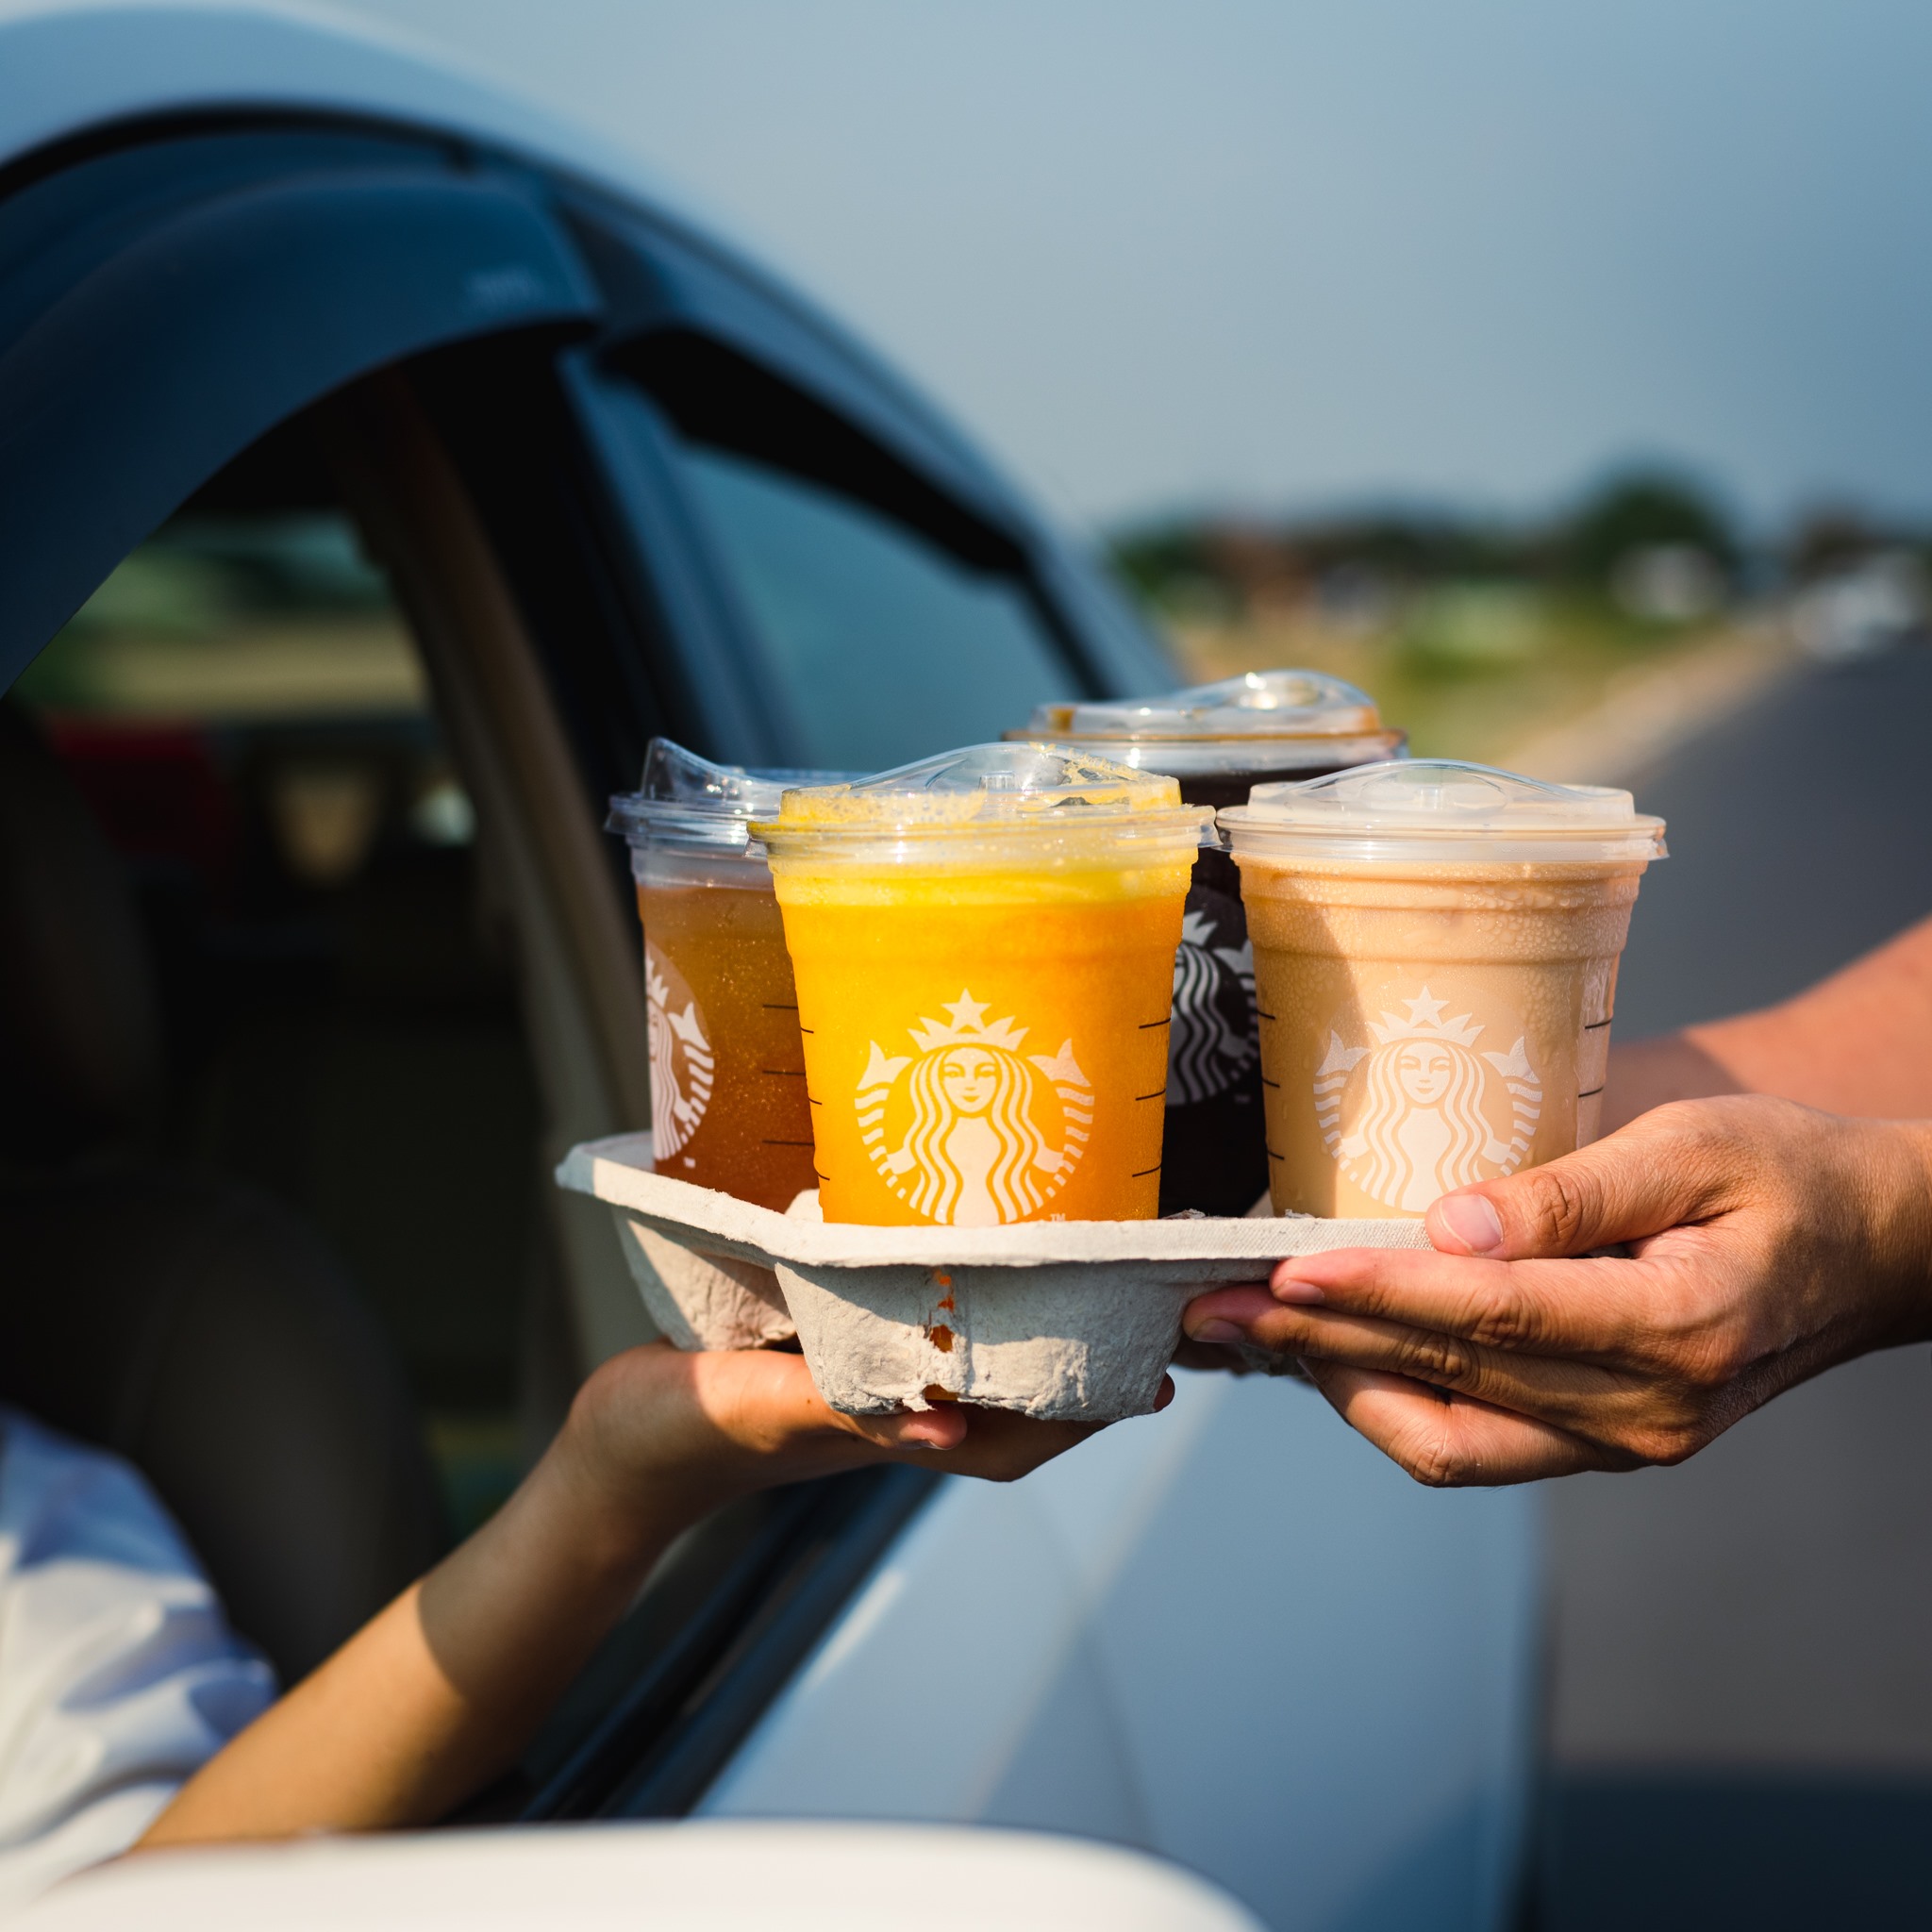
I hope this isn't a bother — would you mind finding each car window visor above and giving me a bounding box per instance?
[566,202,1025,551]
[0,151,602,697]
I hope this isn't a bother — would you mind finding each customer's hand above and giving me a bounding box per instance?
[562,1341,1118,1543]
[142,1341,1124,1849]
[1181,1097,1932,1485]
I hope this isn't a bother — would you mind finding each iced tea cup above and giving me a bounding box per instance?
[753,745,1211,1227]
[608,741,854,1212]
[1220,760,1666,1219]
[1013,671,1405,1215]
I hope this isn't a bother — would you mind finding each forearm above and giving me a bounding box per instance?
[1607,912,1932,1130]
[139,1423,690,1845]
[1601,1032,1741,1133]
[1837,1115,1932,1350]
[133,1339,1082,1847]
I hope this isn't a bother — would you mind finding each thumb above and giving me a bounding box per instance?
[1426,1114,1720,1260]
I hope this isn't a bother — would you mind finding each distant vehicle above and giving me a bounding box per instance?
[0,6,1538,1925]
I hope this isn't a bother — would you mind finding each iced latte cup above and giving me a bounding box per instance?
[1220,760,1666,1218]
[753,745,1209,1226]
[1014,671,1404,1215]
[608,741,852,1211]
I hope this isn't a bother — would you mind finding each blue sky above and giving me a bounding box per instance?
[343,0,1932,535]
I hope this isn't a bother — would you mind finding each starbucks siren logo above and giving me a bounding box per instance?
[1315,985,1541,1212]
[1167,908,1257,1106]
[857,990,1092,1226]
[646,943,714,1161]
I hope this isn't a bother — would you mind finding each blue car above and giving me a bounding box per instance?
[0,8,1537,1926]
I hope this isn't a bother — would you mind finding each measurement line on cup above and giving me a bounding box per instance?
[1130,1165,1161,1179]
[763,1002,799,1011]
[1139,1017,1170,1029]
[763,1139,817,1147]
[1583,1015,1614,1030]
[1134,1090,1165,1102]
[1575,1085,1605,1099]
[1260,1076,1280,1090]
[1256,1010,1276,1023]
[760,1068,806,1076]
[1266,1146,1284,1162]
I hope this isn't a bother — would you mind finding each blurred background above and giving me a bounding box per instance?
[29,3,1932,1924]
[336,0,1932,785]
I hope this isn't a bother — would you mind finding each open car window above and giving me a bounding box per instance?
[10,482,535,1540]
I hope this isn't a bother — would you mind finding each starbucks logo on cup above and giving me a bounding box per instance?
[1168,908,1257,1106]
[646,943,714,1162]
[1315,985,1542,1212]
[856,990,1091,1226]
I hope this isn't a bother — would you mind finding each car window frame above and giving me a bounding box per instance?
[554,195,1175,765]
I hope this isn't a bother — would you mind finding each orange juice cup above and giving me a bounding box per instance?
[1220,760,1666,1219]
[608,740,854,1212]
[753,745,1210,1227]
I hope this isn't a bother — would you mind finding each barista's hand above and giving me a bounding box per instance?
[563,1341,1114,1537]
[1180,1097,1932,1484]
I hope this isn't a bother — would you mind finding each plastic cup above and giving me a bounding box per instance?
[753,744,1211,1227]
[608,740,854,1211]
[1219,760,1666,1219]
[1012,672,1406,1215]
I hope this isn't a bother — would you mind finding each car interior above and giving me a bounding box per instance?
[0,110,1147,1820]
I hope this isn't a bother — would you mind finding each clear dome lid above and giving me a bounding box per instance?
[1220,759,1667,864]
[1024,670,1384,741]
[755,741,1212,847]
[607,739,856,851]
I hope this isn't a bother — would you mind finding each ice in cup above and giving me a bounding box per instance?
[752,745,1211,1227]
[1012,672,1406,1215]
[608,741,853,1211]
[1220,760,1666,1219]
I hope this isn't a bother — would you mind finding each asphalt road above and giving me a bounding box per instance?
[1536,646,1932,1931]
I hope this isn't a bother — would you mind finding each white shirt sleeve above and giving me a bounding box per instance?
[0,1409,275,1909]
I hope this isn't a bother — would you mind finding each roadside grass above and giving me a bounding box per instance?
[1158,587,1787,768]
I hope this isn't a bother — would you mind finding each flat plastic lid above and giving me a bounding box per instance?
[1221,758,1667,863]
[1024,669,1383,741]
[758,742,1207,839]
[608,739,854,849]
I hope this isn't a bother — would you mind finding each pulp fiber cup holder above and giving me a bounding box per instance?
[558,1134,1432,1421]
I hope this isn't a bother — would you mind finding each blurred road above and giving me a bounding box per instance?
[1537,647,1932,1930]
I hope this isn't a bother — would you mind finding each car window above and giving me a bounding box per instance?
[678,446,1071,772]
[13,499,533,1538]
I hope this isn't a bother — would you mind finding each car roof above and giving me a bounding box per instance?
[0,1,697,209]
[0,0,1043,536]
[0,0,850,348]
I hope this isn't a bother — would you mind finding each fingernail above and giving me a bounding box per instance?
[1191,1319,1243,1343]
[1437,1192,1504,1256]
[1273,1275,1324,1305]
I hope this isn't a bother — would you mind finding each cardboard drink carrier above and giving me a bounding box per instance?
[557,1131,1432,1422]
[575,741,1538,1424]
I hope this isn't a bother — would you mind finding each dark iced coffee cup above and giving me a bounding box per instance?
[1013,671,1404,1215]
